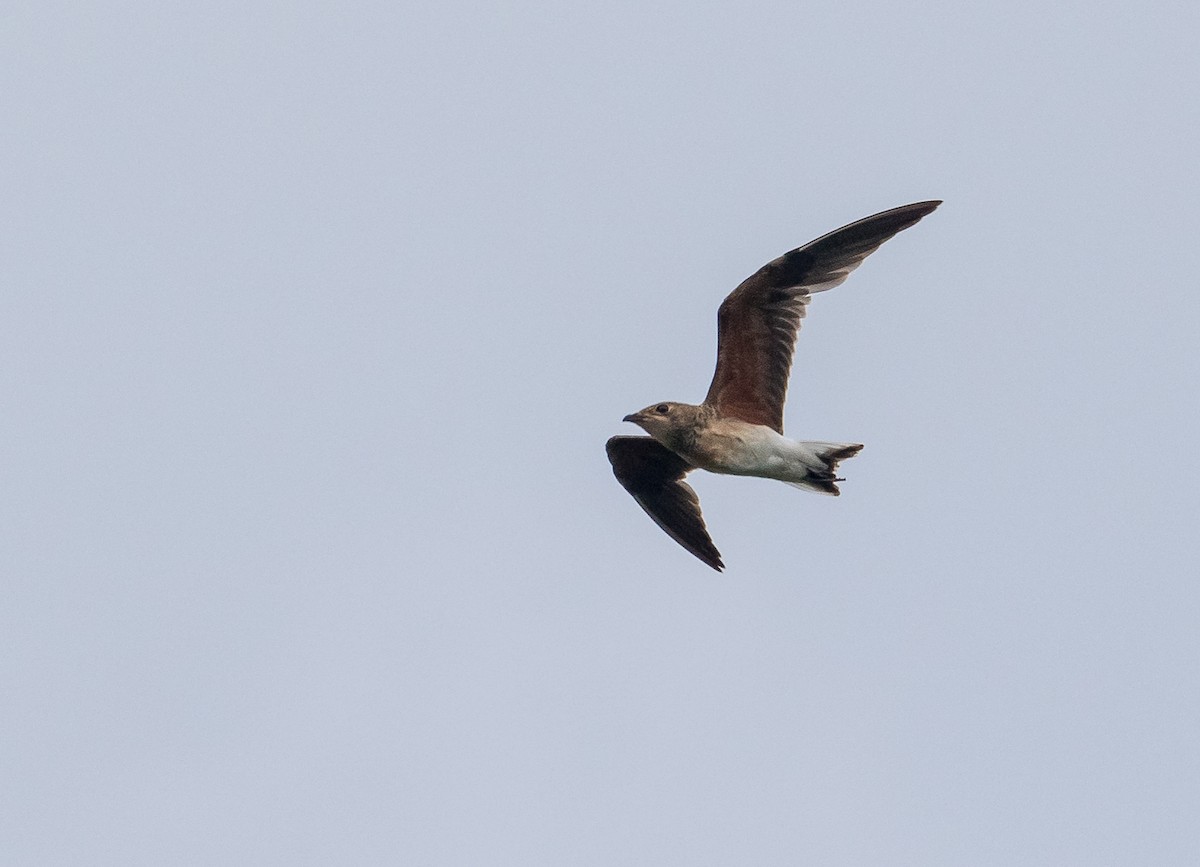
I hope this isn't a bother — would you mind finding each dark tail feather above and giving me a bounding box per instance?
[786,443,864,496]
[822,443,864,471]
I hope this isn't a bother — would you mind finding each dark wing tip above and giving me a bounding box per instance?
[887,199,942,225]
[835,199,942,241]
[886,199,942,217]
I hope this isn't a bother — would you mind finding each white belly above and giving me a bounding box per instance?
[691,422,824,482]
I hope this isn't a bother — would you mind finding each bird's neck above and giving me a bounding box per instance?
[658,405,714,454]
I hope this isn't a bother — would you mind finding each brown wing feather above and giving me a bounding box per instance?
[703,201,941,432]
[605,436,723,572]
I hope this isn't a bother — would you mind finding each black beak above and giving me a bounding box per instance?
[622,413,639,423]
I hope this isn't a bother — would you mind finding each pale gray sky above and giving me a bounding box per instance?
[4,1,1199,864]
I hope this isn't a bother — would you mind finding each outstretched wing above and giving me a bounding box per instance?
[605,436,723,572]
[703,200,941,433]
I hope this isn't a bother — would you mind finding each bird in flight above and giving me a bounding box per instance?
[606,201,940,571]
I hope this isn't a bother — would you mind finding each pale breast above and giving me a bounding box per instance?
[686,419,792,476]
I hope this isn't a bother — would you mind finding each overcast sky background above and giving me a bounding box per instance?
[4,1,1199,864]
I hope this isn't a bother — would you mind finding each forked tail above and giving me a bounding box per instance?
[785,442,864,496]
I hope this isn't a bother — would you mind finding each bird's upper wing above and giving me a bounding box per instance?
[703,200,941,433]
[605,435,723,572]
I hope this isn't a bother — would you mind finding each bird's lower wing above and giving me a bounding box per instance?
[605,436,724,572]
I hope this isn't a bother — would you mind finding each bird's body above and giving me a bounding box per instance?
[693,425,862,496]
[622,402,861,494]
[606,200,940,571]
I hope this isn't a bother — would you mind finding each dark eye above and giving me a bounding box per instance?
[655,404,670,414]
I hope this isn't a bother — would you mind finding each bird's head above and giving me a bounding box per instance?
[622,401,704,449]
